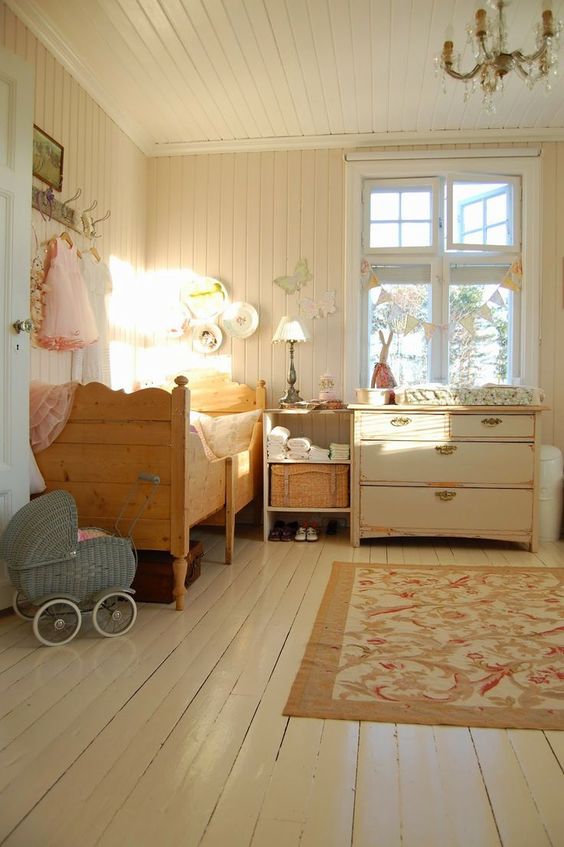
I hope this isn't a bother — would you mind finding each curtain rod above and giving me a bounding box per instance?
[344,148,540,162]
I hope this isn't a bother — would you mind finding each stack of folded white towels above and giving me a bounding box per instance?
[267,425,290,460]
[287,436,311,460]
[267,429,346,463]
[329,442,350,461]
[309,444,330,462]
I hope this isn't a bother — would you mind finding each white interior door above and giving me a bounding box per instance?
[0,46,33,609]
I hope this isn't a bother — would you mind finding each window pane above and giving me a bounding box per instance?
[371,191,399,220]
[486,193,507,226]
[461,201,483,233]
[486,223,508,244]
[401,191,431,220]
[461,230,484,245]
[370,222,399,248]
[401,222,431,247]
[369,282,431,385]
[448,284,509,384]
[452,180,513,246]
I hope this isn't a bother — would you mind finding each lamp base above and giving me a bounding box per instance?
[279,385,303,405]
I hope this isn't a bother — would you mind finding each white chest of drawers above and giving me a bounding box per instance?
[351,405,543,551]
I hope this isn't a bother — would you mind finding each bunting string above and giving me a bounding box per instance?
[360,258,522,339]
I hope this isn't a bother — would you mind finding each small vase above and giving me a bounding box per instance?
[319,373,337,400]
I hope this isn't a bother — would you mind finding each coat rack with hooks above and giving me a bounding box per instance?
[31,185,82,233]
[31,186,111,243]
[81,203,111,239]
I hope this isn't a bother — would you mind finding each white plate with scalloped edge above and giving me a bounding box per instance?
[220,302,259,339]
[192,322,223,354]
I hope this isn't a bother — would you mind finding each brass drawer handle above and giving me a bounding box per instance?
[435,490,456,501]
[481,417,502,427]
[390,416,412,427]
[435,444,457,455]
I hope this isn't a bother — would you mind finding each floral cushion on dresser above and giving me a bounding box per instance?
[393,384,544,406]
[190,409,261,457]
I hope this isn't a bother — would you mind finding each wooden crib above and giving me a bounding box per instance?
[34,373,266,610]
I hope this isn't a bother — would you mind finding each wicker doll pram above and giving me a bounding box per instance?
[0,489,139,646]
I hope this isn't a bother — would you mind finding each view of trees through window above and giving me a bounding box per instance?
[369,284,430,384]
[448,284,509,384]
[364,176,518,386]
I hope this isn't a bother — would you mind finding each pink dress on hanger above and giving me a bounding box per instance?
[37,237,98,351]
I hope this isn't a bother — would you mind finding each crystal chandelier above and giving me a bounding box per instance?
[436,1,562,112]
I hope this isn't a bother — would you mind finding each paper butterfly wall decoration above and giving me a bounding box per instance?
[273,258,312,294]
[299,290,337,319]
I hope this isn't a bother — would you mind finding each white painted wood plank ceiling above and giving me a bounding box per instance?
[9,0,564,155]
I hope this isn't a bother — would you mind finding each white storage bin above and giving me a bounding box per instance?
[539,445,563,542]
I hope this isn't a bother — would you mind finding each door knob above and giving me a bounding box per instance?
[13,319,32,334]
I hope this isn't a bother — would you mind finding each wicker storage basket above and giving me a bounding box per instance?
[270,464,349,508]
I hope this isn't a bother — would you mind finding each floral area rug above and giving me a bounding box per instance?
[284,563,564,729]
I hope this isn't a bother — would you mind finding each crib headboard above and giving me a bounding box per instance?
[183,369,266,416]
[34,379,191,558]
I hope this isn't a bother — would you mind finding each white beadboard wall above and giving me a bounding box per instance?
[146,145,564,458]
[1,2,147,389]
[146,150,345,407]
[538,142,564,452]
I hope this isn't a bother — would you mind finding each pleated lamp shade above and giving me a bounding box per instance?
[272,316,310,343]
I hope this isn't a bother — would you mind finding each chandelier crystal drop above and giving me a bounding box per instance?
[435,1,562,112]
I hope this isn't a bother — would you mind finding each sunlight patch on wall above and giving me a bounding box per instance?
[108,260,232,390]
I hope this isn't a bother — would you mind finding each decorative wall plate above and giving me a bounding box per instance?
[192,322,223,354]
[181,276,229,321]
[220,302,259,339]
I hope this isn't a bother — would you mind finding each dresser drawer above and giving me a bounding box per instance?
[358,411,448,441]
[449,413,535,439]
[360,486,533,533]
[360,441,534,485]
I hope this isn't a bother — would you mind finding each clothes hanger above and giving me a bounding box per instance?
[59,230,82,258]
[88,244,101,262]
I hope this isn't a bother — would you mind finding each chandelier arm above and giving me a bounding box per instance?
[443,63,483,82]
[477,33,494,63]
[511,44,549,67]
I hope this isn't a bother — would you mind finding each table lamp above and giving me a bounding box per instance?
[272,315,310,405]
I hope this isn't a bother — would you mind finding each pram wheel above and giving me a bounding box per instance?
[33,599,82,646]
[13,590,39,620]
[92,592,137,637]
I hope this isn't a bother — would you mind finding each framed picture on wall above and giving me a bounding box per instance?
[32,125,64,191]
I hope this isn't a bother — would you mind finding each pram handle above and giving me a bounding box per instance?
[114,472,160,537]
[137,472,160,485]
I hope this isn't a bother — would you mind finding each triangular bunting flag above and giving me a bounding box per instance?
[460,314,475,333]
[500,257,522,292]
[360,259,378,289]
[375,288,393,306]
[489,288,505,307]
[389,304,403,324]
[403,315,419,335]
[500,274,521,292]
[422,322,437,342]
[478,303,493,323]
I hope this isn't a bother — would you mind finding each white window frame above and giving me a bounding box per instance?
[360,258,441,388]
[446,173,521,252]
[344,150,540,403]
[363,177,440,254]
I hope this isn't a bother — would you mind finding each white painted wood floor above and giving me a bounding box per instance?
[1,526,563,847]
